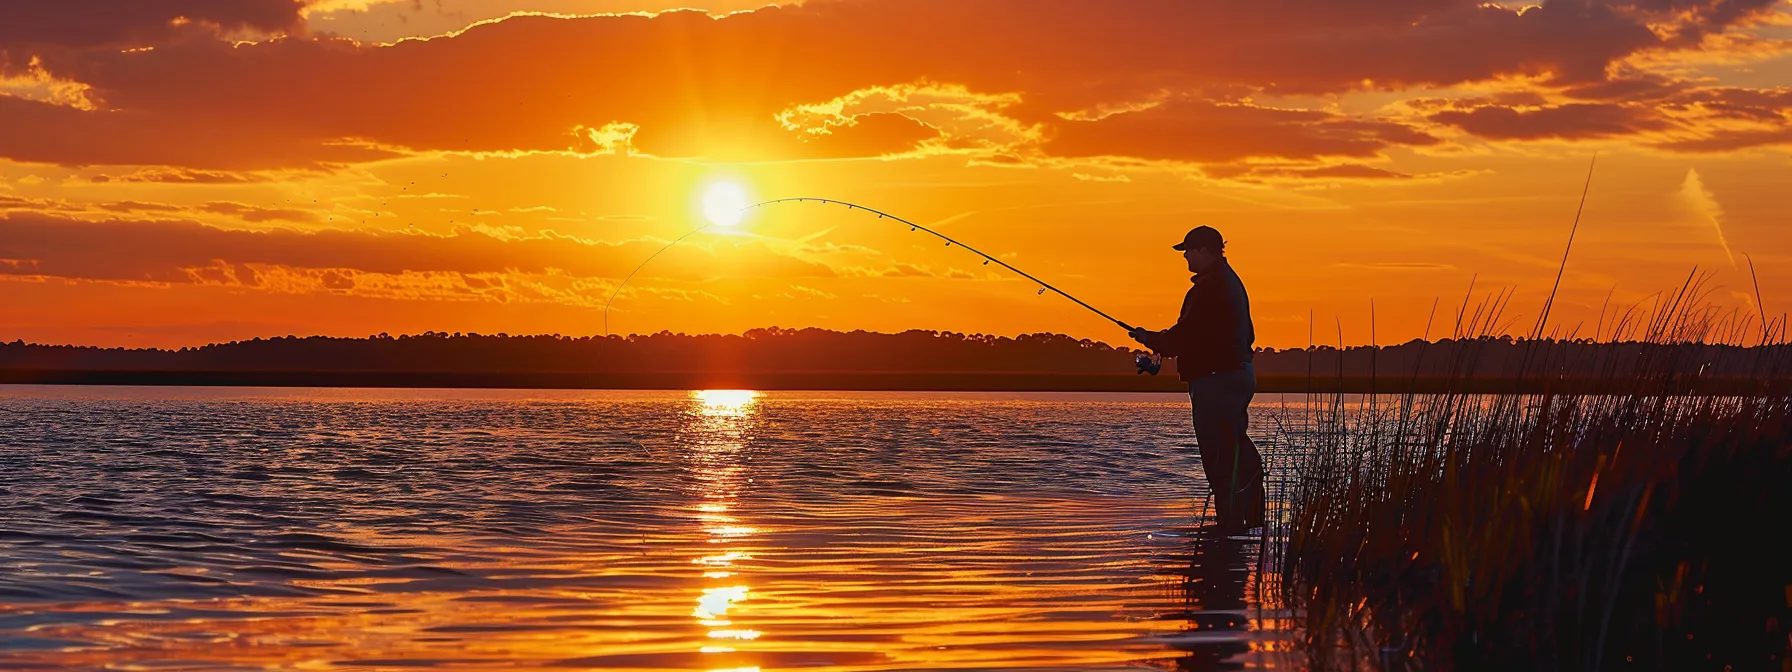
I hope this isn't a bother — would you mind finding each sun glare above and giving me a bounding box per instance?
[703,182,748,227]
[692,389,760,416]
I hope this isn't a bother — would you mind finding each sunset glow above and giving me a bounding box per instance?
[7,3,1783,665]
[0,1,1786,348]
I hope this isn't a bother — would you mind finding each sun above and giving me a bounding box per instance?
[702,182,749,227]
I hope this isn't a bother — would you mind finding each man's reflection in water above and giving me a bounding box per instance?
[1162,523,1255,671]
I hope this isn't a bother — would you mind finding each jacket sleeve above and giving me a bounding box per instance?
[1144,288,1198,357]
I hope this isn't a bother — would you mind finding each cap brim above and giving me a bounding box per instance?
[1171,242,1187,251]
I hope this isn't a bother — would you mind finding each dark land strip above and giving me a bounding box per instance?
[2,369,1781,394]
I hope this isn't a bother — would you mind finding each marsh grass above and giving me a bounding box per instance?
[1276,273,1792,671]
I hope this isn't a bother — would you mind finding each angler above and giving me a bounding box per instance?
[1130,226,1265,532]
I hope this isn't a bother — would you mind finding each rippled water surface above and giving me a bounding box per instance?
[0,386,1297,670]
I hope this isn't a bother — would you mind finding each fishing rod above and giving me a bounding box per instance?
[601,197,1161,373]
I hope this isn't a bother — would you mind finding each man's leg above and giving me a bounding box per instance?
[1194,367,1263,529]
[1230,366,1265,528]
[1189,377,1238,525]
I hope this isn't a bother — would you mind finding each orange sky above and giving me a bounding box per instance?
[2,0,1789,348]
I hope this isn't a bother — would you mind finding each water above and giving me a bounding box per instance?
[0,386,1296,670]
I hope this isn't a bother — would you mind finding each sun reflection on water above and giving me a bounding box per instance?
[684,390,765,670]
[694,585,751,621]
[692,389,760,417]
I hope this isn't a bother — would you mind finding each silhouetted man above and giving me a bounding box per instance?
[1131,226,1264,531]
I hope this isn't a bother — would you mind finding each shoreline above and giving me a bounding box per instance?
[0,370,1777,395]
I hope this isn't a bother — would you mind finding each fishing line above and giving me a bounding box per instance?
[602,224,711,338]
[599,198,1160,373]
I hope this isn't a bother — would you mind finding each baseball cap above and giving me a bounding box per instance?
[1172,226,1224,252]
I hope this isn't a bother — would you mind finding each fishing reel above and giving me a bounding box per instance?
[1135,352,1163,376]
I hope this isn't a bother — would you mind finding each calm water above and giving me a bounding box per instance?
[0,386,1298,670]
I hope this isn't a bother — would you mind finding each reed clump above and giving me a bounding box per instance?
[1279,276,1792,671]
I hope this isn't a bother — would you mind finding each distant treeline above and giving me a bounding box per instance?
[1,328,1786,392]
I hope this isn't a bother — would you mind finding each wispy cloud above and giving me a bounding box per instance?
[1333,262,1457,271]
[1677,168,1737,269]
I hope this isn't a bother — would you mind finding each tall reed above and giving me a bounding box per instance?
[1278,276,1792,671]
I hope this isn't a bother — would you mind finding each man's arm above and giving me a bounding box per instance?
[1137,288,1200,357]
[1143,324,1185,357]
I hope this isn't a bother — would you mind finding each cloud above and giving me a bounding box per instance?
[1652,127,1792,152]
[1204,163,1419,182]
[1672,87,1792,119]
[1649,86,1792,151]
[0,95,403,169]
[97,200,184,213]
[777,82,1034,157]
[0,57,98,110]
[0,213,838,288]
[95,168,276,184]
[124,261,604,306]
[1676,167,1737,268]
[1429,102,1674,140]
[0,1,303,52]
[789,112,942,159]
[789,284,837,299]
[0,193,80,213]
[200,201,322,223]
[1333,261,1457,271]
[1427,85,1792,150]
[854,262,983,279]
[5,197,343,225]
[881,263,937,278]
[1560,74,1688,102]
[0,0,1781,170]
[1071,172,1131,182]
[1049,98,1438,163]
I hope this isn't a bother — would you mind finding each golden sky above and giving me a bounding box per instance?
[2,0,1789,348]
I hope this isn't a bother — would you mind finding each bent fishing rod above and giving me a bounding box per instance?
[600,198,1160,373]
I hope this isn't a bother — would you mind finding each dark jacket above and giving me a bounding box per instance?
[1145,258,1254,381]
